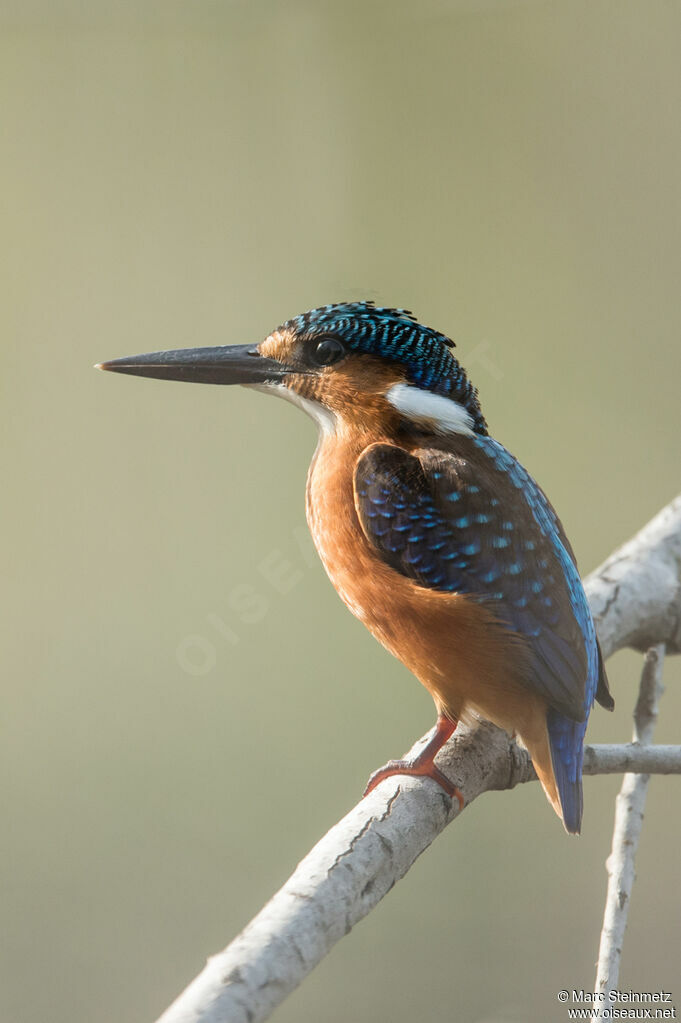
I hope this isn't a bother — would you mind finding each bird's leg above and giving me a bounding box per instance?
[363,715,464,810]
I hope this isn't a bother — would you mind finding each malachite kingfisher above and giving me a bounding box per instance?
[98,302,613,833]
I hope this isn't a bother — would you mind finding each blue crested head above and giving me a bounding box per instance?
[279,301,488,435]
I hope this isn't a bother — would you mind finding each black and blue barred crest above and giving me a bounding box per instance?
[281,302,488,435]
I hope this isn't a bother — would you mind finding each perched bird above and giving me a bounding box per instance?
[98,302,613,833]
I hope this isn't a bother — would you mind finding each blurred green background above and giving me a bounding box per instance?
[3,2,680,1021]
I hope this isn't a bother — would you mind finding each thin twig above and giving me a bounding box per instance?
[582,743,681,774]
[592,645,666,1020]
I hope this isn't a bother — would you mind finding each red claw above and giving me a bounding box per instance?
[363,715,464,811]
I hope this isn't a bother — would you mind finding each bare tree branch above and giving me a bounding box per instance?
[582,742,680,774]
[587,498,681,656]
[591,645,666,1020]
[154,497,681,1023]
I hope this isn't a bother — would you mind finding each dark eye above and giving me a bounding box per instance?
[311,336,345,367]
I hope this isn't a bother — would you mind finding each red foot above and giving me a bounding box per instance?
[363,716,464,811]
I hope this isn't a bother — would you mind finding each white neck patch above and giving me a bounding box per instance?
[249,382,337,436]
[386,382,474,436]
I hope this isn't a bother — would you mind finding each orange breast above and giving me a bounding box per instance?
[305,431,547,736]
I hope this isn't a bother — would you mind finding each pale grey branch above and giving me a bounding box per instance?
[582,743,681,774]
[154,497,681,1023]
[587,497,681,656]
[592,645,666,1021]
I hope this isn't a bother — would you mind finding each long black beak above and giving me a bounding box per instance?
[96,344,292,385]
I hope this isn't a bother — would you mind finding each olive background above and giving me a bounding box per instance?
[3,3,680,1022]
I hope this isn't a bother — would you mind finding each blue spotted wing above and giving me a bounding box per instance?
[353,440,598,722]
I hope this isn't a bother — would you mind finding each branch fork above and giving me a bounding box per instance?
[155,497,681,1023]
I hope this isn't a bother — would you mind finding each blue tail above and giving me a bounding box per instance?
[546,708,587,834]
